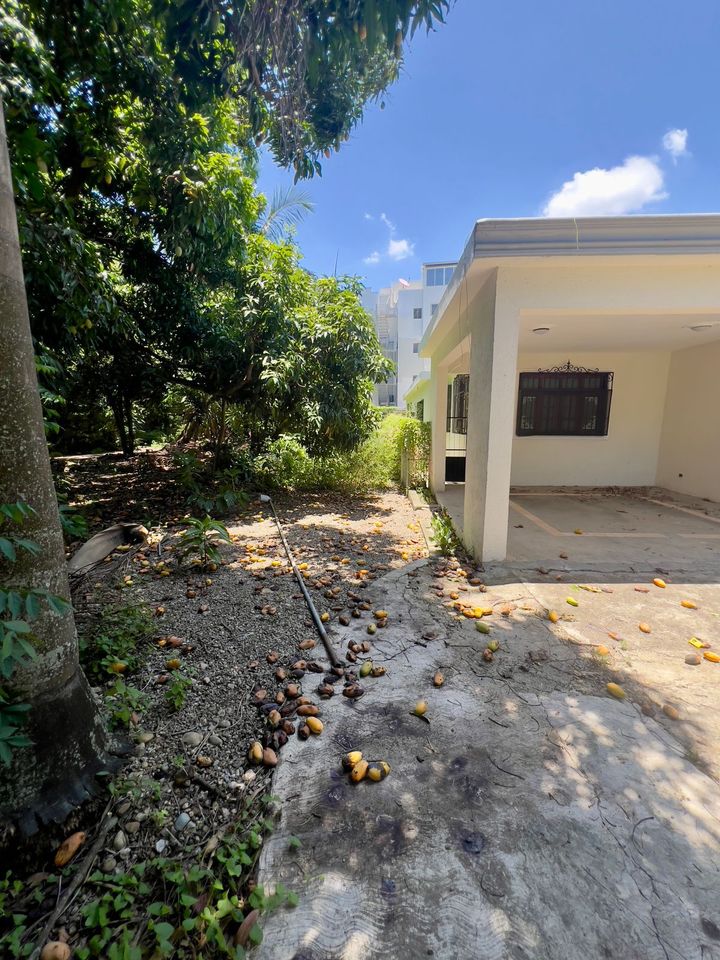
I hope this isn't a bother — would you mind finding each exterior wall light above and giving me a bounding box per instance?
[532,327,551,334]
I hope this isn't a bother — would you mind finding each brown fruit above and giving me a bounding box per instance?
[262,747,278,767]
[285,683,300,699]
[275,667,287,682]
[248,741,263,764]
[297,704,319,717]
[40,943,71,960]
[662,704,681,721]
[317,683,335,697]
[267,709,281,728]
[433,672,444,688]
[266,651,279,664]
[54,831,86,867]
[298,723,311,740]
[292,660,307,671]
[343,683,365,699]
[299,638,316,650]
[234,909,260,947]
[482,648,494,662]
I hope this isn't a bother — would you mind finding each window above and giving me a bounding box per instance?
[416,400,425,421]
[516,368,613,436]
[413,307,422,319]
[426,266,455,286]
[431,303,439,317]
[412,342,419,353]
[447,374,469,434]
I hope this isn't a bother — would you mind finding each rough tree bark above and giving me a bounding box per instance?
[0,98,114,834]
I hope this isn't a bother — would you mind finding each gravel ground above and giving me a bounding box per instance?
[32,488,429,942]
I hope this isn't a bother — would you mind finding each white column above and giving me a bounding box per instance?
[430,362,448,495]
[463,281,519,562]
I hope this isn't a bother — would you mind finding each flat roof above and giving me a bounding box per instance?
[421,213,720,353]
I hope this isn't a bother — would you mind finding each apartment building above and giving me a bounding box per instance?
[363,261,455,408]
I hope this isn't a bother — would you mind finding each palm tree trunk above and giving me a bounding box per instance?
[0,98,112,834]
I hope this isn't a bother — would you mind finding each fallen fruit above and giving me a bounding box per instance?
[262,747,278,767]
[54,831,86,867]
[40,943,71,960]
[653,578,666,588]
[662,704,681,720]
[306,716,323,735]
[607,682,626,700]
[342,750,363,771]
[297,704,319,716]
[476,622,491,635]
[548,610,559,623]
[342,683,364,699]
[412,700,427,717]
[367,623,377,635]
[374,610,388,619]
[165,658,181,670]
[486,639,500,653]
[248,741,263,764]
[299,638,316,650]
[320,612,330,623]
[235,909,260,948]
[370,665,386,677]
[685,654,702,665]
[298,724,310,740]
[680,599,698,609]
[482,648,494,662]
[703,651,720,663]
[638,623,652,634]
[350,759,369,783]
[596,645,610,656]
[566,597,578,607]
[267,709,281,728]
[359,661,373,678]
[433,672,444,687]
[286,683,300,699]
[574,528,583,535]
[367,761,391,782]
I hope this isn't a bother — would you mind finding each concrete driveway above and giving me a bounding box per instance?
[256,554,720,960]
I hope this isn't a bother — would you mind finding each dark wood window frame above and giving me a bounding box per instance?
[516,363,613,437]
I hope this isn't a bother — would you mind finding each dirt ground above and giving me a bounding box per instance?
[7,454,720,958]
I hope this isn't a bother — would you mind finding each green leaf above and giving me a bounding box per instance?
[0,539,16,562]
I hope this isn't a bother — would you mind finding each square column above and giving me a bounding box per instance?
[430,363,449,495]
[463,284,519,561]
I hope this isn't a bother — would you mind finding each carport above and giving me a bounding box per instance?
[419,214,720,563]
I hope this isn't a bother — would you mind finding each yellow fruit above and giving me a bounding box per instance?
[548,610,559,623]
[359,661,373,677]
[487,639,500,652]
[374,610,388,619]
[703,651,720,663]
[681,600,698,609]
[607,682,626,700]
[412,700,427,717]
[109,661,127,673]
[638,623,651,634]
[306,716,323,735]
[433,672,444,687]
[662,704,681,720]
[566,597,578,607]
[596,645,610,656]
[367,761,390,782]
[653,578,666,588]
[165,658,181,670]
[248,741,263,764]
[367,623,377,635]
[320,612,330,623]
[342,750,363,771]
[350,759,368,783]
[574,528,583,535]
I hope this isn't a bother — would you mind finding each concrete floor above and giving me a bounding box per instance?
[256,551,720,960]
[437,486,720,573]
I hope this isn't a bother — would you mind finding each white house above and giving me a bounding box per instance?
[411,215,720,562]
[365,262,456,407]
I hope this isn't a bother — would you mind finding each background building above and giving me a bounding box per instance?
[363,262,456,408]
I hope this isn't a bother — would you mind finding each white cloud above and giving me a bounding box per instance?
[663,128,689,162]
[362,211,414,266]
[543,155,666,217]
[387,237,414,261]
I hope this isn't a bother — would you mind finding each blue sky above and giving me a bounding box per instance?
[258,0,720,290]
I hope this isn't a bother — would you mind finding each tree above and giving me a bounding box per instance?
[0,98,113,833]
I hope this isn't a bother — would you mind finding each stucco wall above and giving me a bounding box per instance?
[510,351,671,487]
[656,339,720,501]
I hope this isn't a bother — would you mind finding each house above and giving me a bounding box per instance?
[364,262,456,407]
[408,214,720,562]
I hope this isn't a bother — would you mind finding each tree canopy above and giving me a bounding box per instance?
[0,0,448,456]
